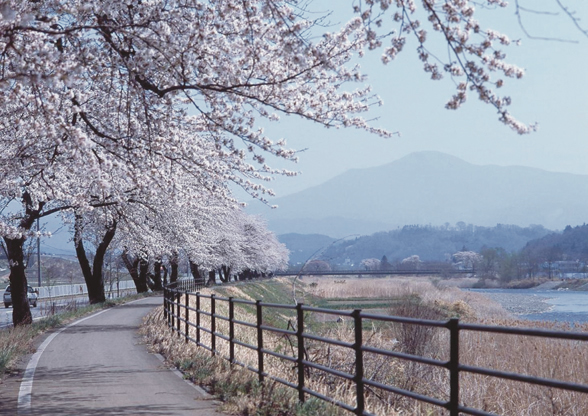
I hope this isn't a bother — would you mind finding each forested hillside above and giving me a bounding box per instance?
[313,223,551,267]
[522,224,588,261]
[278,234,336,265]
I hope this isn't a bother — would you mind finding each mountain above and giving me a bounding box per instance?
[277,233,336,265]
[249,151,588,237]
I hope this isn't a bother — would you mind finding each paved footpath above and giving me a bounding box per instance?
[2,296,223,416]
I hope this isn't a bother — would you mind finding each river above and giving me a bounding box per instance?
[469,288,588,323]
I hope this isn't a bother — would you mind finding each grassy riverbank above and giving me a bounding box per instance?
[142,276,588,415]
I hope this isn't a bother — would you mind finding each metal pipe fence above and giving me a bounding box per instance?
[274,269,475,277]
[163,282,588,415]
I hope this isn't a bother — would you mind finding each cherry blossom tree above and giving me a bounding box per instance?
[73,209,117,304]
[361,258,381,270]
[189,208,288,283]
[233,213,289,278]
[0,1,577,325]
[452,250,482,270]
[303,260,332,272]
[108,190,235,291]
[401,254,421,270]
[105,190,287,288]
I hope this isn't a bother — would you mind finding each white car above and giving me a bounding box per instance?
[3,285,38,308]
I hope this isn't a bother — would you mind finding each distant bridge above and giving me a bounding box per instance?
[273,269,475,277]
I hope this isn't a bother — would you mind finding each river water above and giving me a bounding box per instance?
[469,288,588,323]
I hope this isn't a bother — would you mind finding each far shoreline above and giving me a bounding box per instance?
[440,276,588,291]
[464,289,554,316]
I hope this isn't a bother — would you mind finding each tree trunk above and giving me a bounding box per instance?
[219,265,231,283]
[152,261,163,291]
[4,192,42,326]
[170,252,178,283]
[74,216,117,304]
[139,258,150,292]
[92,221,117,299]
[190,261,204,284]
[207,270,216,286]
[161,265,168,286]
[238,269,253,281]
[218,268,227,283]
[4,236,32,326]
[121,251,149,293]
[139,259,153,290]
[74,236,99,303]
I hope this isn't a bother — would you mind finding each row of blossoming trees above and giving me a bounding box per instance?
[76,202,290,299]
[0,0,545,325]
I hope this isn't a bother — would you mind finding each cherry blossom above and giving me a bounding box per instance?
[0,0,560,325]
[452,250,482,269]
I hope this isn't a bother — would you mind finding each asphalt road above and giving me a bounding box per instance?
[4,296,223,415]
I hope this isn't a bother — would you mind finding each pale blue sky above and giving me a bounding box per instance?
[253,1,588,199]
[38,1,588,252]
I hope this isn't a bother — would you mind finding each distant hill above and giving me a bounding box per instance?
[522,224,588,261]
[277,233,336,265]
[249,151,588,237]
[39,215,75,255]
[313,223,552,266]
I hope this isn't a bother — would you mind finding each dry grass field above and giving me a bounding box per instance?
[142,276,588,415]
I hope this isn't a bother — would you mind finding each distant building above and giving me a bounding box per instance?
[540,261,587,278]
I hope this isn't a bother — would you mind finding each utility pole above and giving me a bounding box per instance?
[37,218,41,288]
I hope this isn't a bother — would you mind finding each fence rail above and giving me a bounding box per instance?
[163,282,588,416]
[274,269,475,277]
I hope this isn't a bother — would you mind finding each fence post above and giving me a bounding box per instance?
[163,286,167,322]
[211,294,216,357]
[256,299,264,383]
[163,286,168,322]
[171,289,176,332]
[185,292,190,343]
[353,309,365,415]
[167,287,171,326]
[176,291,181,336]
[196,292,201,346]
[168,287,172,325]
[229,297,235,364]
[296,303,305,403]
[448,318,460,416]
